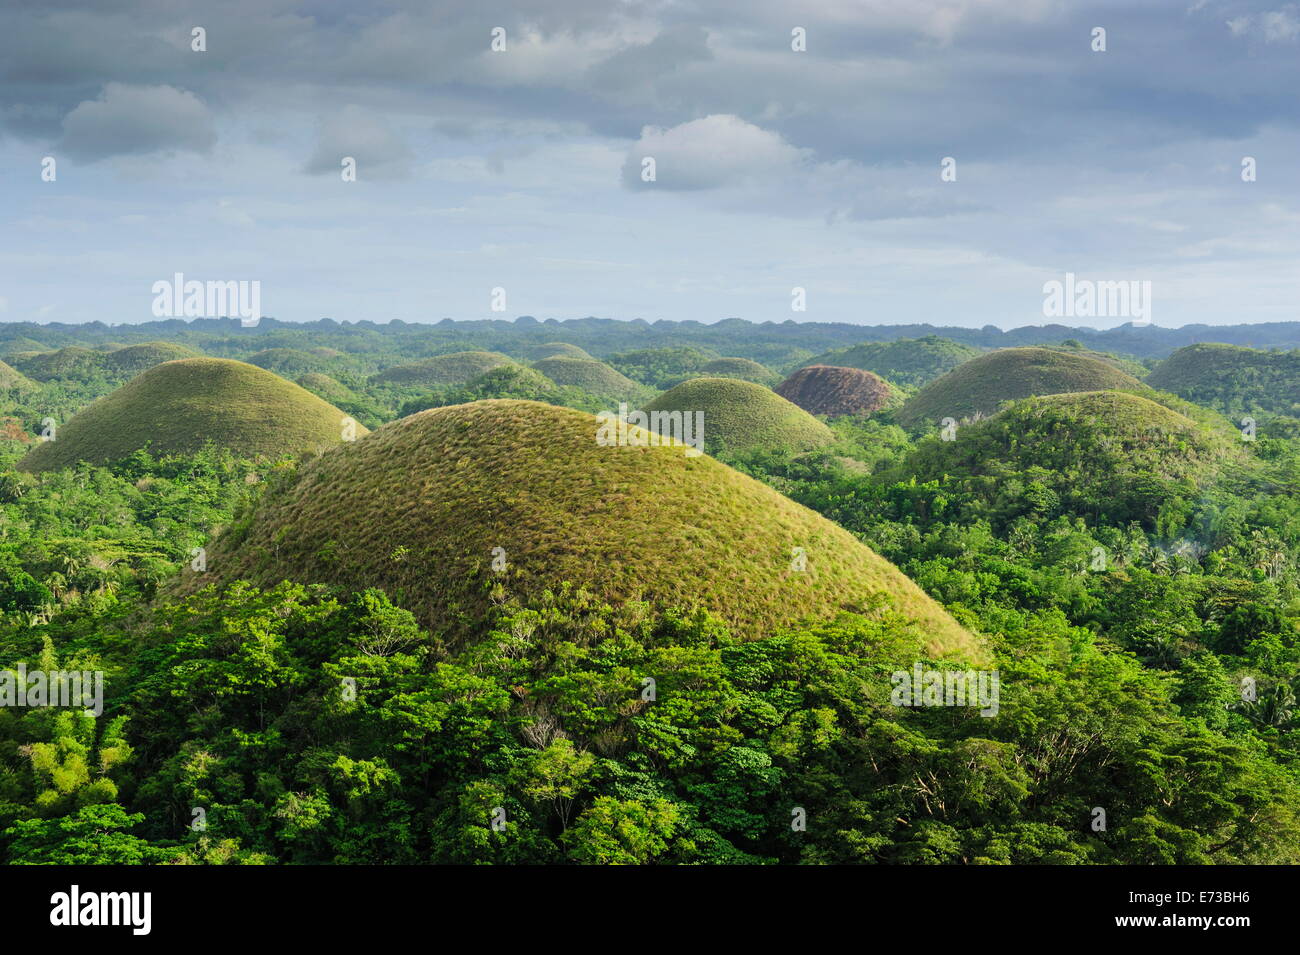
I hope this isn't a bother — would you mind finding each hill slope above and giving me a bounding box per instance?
[776,365,901,417]
[19,358,364,472]
[897,347,1143,428]
[644,377,833,455]
[186,400,979,658]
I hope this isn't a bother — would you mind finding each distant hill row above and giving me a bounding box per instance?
[6,315,1300,364]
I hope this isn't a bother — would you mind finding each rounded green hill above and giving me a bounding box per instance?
[905,390,1240,527]
[374,351,517,387]
[16,346,104,381]
[801,336,981,388]
[531,356,646,404]
[644,377,834,455]
[104,341,202,376]
[184,399,979,659]
[1147,343,1300,416]
[697,357,780,386]
[896,347,1143,429]
[524,342,593,361]
[19,358,365,472]
[776,365,901,417]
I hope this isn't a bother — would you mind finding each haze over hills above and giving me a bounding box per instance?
[18,358,364,472]
[183,399,980,659]
[644,377,834,455]
[896,347,1145,429]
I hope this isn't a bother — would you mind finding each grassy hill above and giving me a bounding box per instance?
[19,358,365,472]
[896,347,1144,429]
[185,399,980,659]
[904,390,1241,530]
[644,377,834,455]
[531,356,647,404]
[103,341,203,376]
[373,351,517,387]
[15,345,104,381]
[776,365,902,417]
[802,336,982,388]
[1146,343,1300,417]
[523,342,594,361]
[697,357,780,386]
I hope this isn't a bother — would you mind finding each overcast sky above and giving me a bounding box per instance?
[2,0,1299,328]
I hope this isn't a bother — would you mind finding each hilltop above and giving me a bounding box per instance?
[896,347,1144,429]
[373,351,517,387]
[18,358,364,472]
[696,357,780,386]
[523,342,594,361]
[530,356,647,404]
[184,399,979,659]
[644,377,833,455]
[776,365,902,417]
[103,341,203,376]
[903,391,1241,530]
[14,345,104,381]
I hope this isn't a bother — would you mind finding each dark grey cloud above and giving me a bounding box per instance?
[58,82,216,161]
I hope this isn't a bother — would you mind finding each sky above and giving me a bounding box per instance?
[2,0,1299,329]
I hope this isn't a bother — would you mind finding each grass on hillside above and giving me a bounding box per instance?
[183,399,981,660]
[644,377,834,455]
[531,356,649,403]
[896,347,1144,429]
[18,358,365,472]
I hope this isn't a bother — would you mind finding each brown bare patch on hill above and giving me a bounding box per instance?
[776,365,898,417]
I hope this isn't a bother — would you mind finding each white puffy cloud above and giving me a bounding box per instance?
[621,114,809,191]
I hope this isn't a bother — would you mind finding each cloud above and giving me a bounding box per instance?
[1227,6,1300,41]
[58,83,215,161]
[303,106,413,179]
[621,114,809,190]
